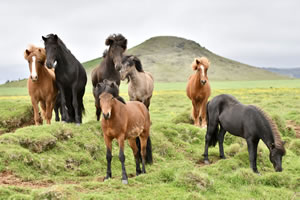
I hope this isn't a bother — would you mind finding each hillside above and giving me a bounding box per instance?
[264,67,300,78]
[84,36,286,82]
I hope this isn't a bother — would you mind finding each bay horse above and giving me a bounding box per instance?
[42,34,87,124]
[24,45,57,125]
[186,57,211,128]
[99,92,153,184]
[203,94,286,173]
[91,34,127,120]
[120,55,154,109]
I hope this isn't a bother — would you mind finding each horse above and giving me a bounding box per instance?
[186,57,211,128]
[93,79,126,115]
[91,34,127,121]
[42,34,87,124]
[203,94,286,173]
[24,45,58,125]
[99,92,153,184]
[120,55,154,109]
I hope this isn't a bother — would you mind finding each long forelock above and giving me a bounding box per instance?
[108,34,127,49]
[252,105,286,153]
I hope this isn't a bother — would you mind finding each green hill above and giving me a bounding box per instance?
[84,36,286,82]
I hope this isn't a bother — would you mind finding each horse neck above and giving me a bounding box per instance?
[105,53,117,73]
[128,69,140,85]
[36,62,48,77]
[109,99,125,121]
[258,124,276,151]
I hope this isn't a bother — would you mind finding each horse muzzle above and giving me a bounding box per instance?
[46,60,57,69]
[30,75,38,82]
[103,112,111,120]
[275,167,283,172]
[201,80,207,85]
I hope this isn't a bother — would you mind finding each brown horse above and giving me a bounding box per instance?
[186,57,211,128]
[99,92,153,184]
[24,45,57,125]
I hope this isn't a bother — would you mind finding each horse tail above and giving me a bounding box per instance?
[206,100,219,147]
[136,136,153,165]
[145,137,153,164]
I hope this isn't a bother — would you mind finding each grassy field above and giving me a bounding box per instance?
[0,80,299,199]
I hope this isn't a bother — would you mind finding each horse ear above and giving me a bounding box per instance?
[25,49,30,56]
[42,36,47,42]
[54,34,58,41]
[196,59,200,65]
[122,39,127,50]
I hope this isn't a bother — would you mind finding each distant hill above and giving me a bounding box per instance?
[85,36,286,82]
[0,36,288,87]
[263,68,300,78]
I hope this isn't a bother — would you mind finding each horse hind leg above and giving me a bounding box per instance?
[128,138,142,176]
[200,99,209,128]
[218,126,226,159]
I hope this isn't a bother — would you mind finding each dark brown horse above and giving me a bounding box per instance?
[204,94,286,173]
[24,45,57,125]
[100,92,152,184]
[186,57,211,128]
[91,34,127,120]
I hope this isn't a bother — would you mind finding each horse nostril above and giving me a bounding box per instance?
[201,80,206,85]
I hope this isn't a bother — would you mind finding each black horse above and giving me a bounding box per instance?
[203,94,286,173]
[93,79,126,112]
[42,34,87,124]
[91,34,127,121]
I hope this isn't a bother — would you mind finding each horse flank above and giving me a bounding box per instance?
[252,105,285,153]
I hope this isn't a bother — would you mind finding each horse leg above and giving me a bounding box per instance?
[192,100,201,126]
[96,106,101,121]
[57,85,69,122]
[31,99,40,125]
[200,98,208,128]
[72,87,80,124]
[203,113,219,164]
[45,100,54,124]
[218,126,226,159]
[139,136,148,173]
[246,138,259,173]
[128,138,142,176]
[104,135,112,180]
[54,104,60,122]
[117,136,128,184]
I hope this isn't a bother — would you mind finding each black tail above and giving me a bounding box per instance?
[136,137,153,165]
[206,101,219,147]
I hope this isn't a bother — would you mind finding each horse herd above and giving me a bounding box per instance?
[24,33,285,184]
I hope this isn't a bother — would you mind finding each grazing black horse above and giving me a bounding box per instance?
[203,94,286,173]
[93,79,126,112]
[91,34,127,121]
[42,34,87,124]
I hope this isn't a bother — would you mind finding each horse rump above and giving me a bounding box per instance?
[136,136,153,165]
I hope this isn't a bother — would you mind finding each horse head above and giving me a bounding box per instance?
[105,34,127,71]
[24,46,46,81]
[99,92,116,120]
[120,55,143,81]
[192,57,210,86]
[269,142,286,172]
[42,34,60,69]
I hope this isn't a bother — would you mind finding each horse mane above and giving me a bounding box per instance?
[252,105,286,154]
[24,45,46,62]
[102,49,108,58]
[122,55,144,72]
[45,34,71,55]
[191,57,210,70]
[105,34,127,50]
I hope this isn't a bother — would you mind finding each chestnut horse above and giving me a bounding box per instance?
[100,92,153,184]
[91,34,127,120]
[24,45,57,125]
[186,57,211,128]
[120,55,154,109]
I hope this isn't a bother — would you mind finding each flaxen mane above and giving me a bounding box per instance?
[191,57,210,70]
[252,105,285,153]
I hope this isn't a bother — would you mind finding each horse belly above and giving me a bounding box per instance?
[219,110,244,137]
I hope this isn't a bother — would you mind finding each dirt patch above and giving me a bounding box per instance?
[286,120,300,138]
[0,171,54,188]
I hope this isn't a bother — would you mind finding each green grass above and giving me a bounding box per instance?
[0,80,299,199]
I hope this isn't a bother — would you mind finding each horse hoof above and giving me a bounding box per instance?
[122,179,128,184]
[204,160,210,165]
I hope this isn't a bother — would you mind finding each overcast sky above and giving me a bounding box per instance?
[0,0,299,83]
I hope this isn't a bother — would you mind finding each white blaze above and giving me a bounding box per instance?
[200,65,205,77]
[31,56,37,78]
